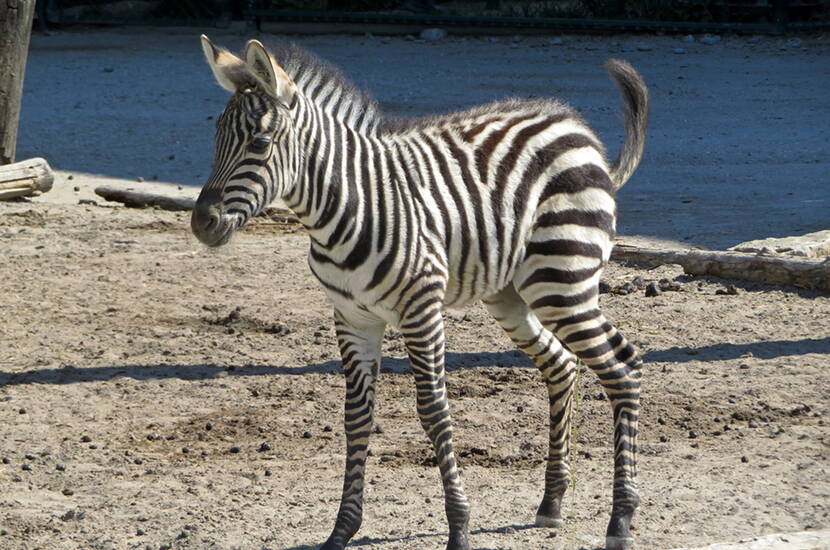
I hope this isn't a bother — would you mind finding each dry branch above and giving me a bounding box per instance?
[612,244,830,292]
[93,186,298,223]
[0,157,54,200]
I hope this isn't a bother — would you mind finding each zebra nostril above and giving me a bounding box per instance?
[191,201,223,238]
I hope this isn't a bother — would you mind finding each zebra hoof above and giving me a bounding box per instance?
[534,514,563,528]
[605,535,635,550]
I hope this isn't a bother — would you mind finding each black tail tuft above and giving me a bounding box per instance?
[605,59,649,190]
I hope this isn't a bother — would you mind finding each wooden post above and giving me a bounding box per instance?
[0,0,36,165]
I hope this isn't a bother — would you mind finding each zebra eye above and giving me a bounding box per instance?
[249,136,272,154]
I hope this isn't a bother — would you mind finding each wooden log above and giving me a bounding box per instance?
[93,186,298,222]
[94,185,195,211]
[0,0,36,165]
[0,156,54,200]
[612,244,830,292]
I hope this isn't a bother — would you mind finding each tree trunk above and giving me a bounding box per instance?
[611,244,830,293]
[0,0,36,165]
[0,156,53,199]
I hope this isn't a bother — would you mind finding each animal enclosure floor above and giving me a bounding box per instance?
[1,202,828,550]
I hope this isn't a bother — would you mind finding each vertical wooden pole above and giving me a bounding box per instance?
[0,0,36,165]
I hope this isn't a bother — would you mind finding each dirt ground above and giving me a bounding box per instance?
[1,200,828,550]
[1,26,829,550]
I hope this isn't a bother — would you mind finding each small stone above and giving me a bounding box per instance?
[683,34,695,43]
[168,154,175,160]
[700,34,721,45]
[511,35,523,44]
[68,174,75,180]
[229,446,241,454]
[548,38,563,46]
[181,447,190,454]
[1,457,10,464]
[637,43,652,51]
[741,455,749,463]
[688,430,699,439]
[62,488,74,496]
[24,453,36,460]
[673,47,687,54]
[657,416,666,425]
[644,282,660,297]
[133,458,143,465]
[205,422,213,431]
[136,528,145,536]
[18,408,26,414]
[659,435,669,442]
[265,468,273,476]
[81,435,92,442]
[373,424,384,434]
[21,464,32,471]
[73,186,80,192]
[516,406,524,413]
[258,442,271,452]
[420,28,447,42]
[301,431,313,439]
[739,363,750,370]
[56,464,66,471]
[201,450,210,457]
[748,419,760,428]
[323,425,333,432]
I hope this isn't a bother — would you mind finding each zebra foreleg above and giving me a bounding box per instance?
[401,305,471,550]
[483,285,577,528]
[321,311,385,550]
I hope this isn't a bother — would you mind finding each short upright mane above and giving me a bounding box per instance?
[265,41,383,134]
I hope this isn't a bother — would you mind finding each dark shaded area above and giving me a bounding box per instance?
[0,350,534,387]
[643,337,830,363]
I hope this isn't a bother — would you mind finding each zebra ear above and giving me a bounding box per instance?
[245,39,297,109]
[201,34,250,93]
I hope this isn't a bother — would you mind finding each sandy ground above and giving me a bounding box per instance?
[1,27,829,550]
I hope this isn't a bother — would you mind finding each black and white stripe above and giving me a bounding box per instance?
[192,36,648,550]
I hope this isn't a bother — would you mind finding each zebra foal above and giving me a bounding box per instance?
[192,35,648,550]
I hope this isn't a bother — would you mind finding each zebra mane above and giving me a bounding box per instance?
[265,41,383,134]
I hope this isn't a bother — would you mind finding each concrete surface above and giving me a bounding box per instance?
[16,27,830,249]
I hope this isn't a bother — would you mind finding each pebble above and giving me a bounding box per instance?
[56,464,66,471]
[24,453,36,460]
[657,416,666,425]
[134,458,143,465]
[258,442,271,452]
[716,284,739,295]
[136,177,144,183]
[181,447,190,454]
[747,35,762,44]
[229,446,241,454]
[516,405,524,413]
[548,38,563,45]
[420,28,447,42]
[21,464,32,471]
[18,408,27,414]
[673,47,687,55]
[136,528,145,536]
[659,435,669,442]
[739,363,750,370]
[637,43,652,52]
[741,455,749,463]
[81,435,92,442]
[511,35,523,44]
[67,174,75,180]
[700,34,721,45]
[683,34,695,43]
[62,488,74,496]
[265,468,272,476]
[688,430,699,439]
[323,425,333,432]
[205,422,213,431]
[73,186,80,192]
[201,450,210,457]
[644,282,660,297]
[1,457,10,464]
[301,431,313,439]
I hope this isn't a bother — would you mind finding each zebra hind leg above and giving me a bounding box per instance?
[401,300,471,550]
[321,311,385,550]
[515,257,642,550]
[483,285,577,529]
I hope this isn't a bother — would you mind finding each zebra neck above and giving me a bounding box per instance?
[285,101,396,255]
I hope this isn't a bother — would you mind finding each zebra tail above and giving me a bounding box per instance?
[605,59,649,190]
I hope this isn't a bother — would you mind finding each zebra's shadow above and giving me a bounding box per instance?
[269,522,544,550]
[0,350,533,387]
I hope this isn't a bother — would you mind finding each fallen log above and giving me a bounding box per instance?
[612,244,830,292]
[93,185,298,223]
[94,185,195,211]
[0,157,54,200]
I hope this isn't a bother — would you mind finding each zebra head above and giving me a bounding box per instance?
[192,35,299,247]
